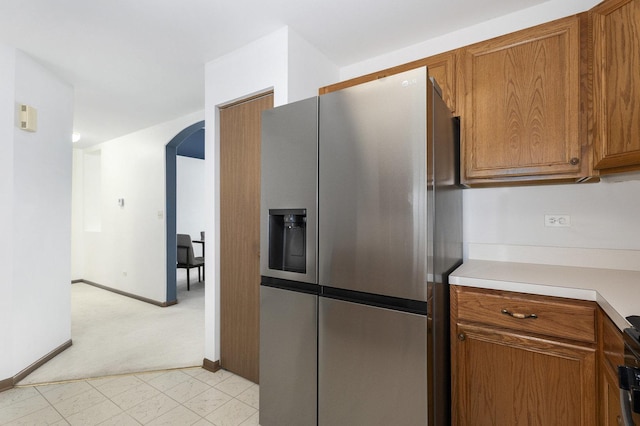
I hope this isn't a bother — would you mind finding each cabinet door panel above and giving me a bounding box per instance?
[453,324,597,426]
[602,365,623,426]
[461,16,582,182]
[593,0,640,172]
[599,309,625,425]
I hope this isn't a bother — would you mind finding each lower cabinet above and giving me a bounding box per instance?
[599,308,625,425]
[451,286,597,426]
[601,365,623,426]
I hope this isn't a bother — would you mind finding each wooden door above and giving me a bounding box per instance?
[220,92,273,383]
[452,324,597,426]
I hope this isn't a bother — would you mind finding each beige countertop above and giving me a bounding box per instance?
[450,259,639,331]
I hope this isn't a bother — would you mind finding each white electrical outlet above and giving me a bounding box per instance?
[545,214,571,227]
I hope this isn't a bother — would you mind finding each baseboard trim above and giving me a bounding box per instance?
[80,280,169,307]
[0,339,74,392]
[202,358,221,373]
[0,377,12,393]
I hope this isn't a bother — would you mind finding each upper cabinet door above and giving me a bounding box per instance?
[424,51,458,113]
[460,16,586,184]
[592,0,640,173]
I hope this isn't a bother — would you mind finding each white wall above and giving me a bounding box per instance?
[204,27,339,362]
[0,44,17,380]
[463,180,640,253]
[0,47,73,379]
[82,151,102,232]
[71,149,103,280]
[288,29,340,103]
[71,150,84,280]
[73,110,204,303]
[177,155,205,251]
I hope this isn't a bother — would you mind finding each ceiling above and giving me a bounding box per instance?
[0,0,552,147]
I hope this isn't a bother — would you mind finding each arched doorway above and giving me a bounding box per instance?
[165,120,205,304]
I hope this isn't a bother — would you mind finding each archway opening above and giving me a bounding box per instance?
[165,120,205,304]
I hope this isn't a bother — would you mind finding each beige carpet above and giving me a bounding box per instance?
[18,276,204,385]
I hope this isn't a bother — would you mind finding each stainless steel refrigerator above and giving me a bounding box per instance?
[260,66,462,426]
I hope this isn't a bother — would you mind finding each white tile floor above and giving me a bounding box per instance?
[0,367,260,425]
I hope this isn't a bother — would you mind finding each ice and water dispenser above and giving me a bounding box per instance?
[268,209,306,274]
[260,96,317,284]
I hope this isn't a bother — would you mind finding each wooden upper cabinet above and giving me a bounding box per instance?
[459,15,590,184]
[592,0,640,173]
[425,51,457,113]
[319,50,458,113]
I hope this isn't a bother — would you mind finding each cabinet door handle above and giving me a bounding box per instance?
[501,308,538,319]
[570,157,580,165]
[457,333,466,341]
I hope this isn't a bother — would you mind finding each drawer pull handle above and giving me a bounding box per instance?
[501,309,538,319]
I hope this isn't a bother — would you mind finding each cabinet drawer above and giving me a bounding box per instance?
[455,287,596,343]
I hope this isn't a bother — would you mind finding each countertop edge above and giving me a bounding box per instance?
[450,260,635,332]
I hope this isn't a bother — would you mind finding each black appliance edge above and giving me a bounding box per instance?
[320,286,428,315]
[260,276,319,295]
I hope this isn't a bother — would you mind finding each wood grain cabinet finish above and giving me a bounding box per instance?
[451,286,597,426]
[592,0,640,173]
[598,309,625,425]
[456,287,596,343]
[459,16,590,184]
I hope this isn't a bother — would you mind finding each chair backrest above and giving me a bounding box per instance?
[177,234,194,264]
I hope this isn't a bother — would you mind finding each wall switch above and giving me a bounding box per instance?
[545,214,571,227]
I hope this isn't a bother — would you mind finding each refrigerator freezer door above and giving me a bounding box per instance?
[259,285,317,426]
[318,297,428,426]
[260,97,318,284]
[319,67,428,301]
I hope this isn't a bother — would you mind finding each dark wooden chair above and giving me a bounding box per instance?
[177,234,204,290]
